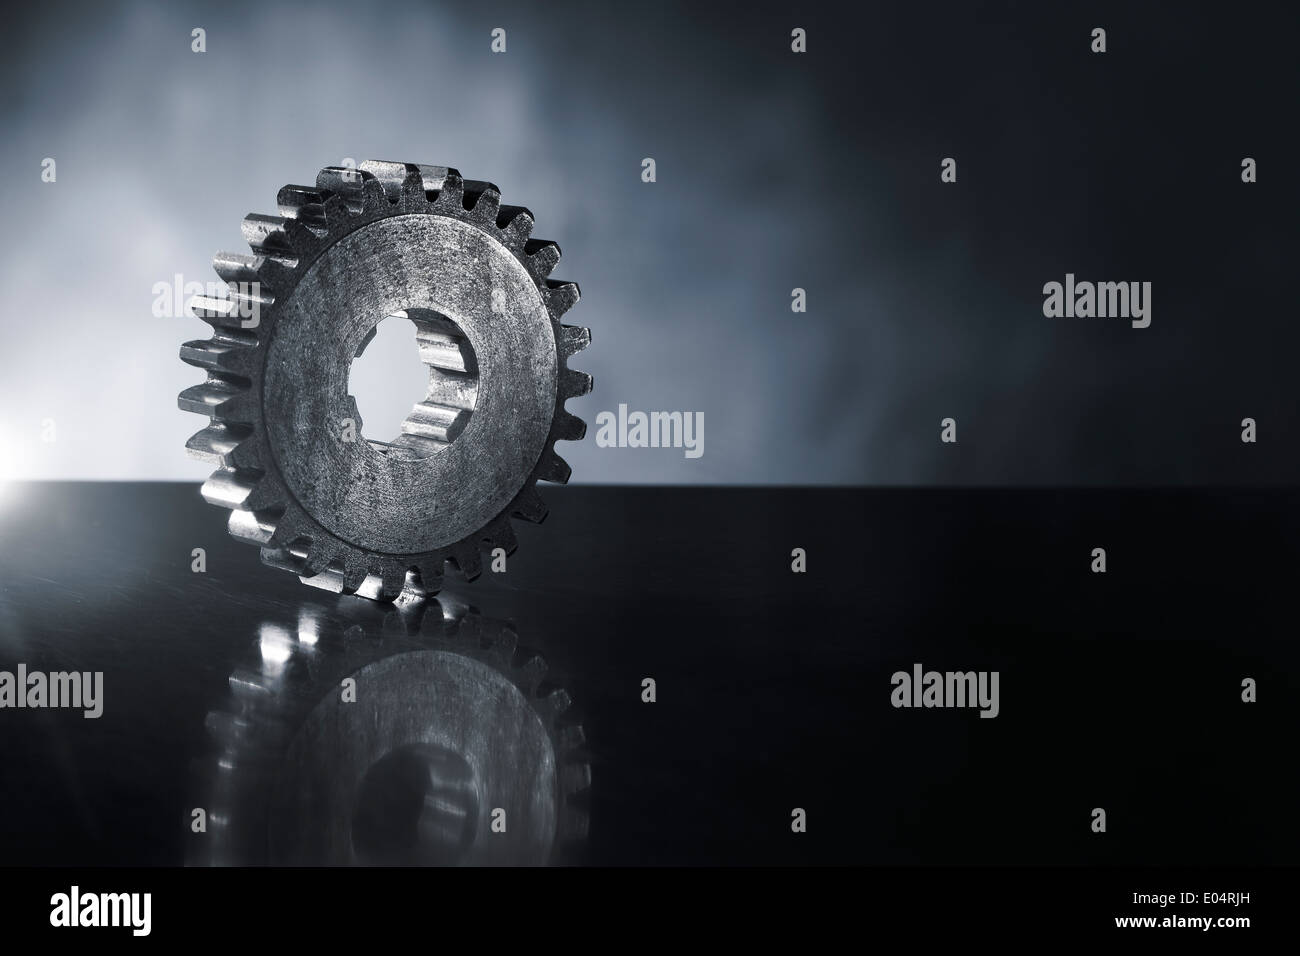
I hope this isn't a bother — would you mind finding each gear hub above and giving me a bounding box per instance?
[179,161,592,600]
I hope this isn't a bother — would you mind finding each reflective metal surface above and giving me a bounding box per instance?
[0,483,1296,865]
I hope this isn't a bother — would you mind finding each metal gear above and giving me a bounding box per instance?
[190,598,590,866]
[179,161,592,600]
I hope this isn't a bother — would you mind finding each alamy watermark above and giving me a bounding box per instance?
[50,886,150,936]
[595,404,704,459]
[1042,273,1151,328]
[890,663,999,718]
[153,273,261,327]
[0,664,103,718]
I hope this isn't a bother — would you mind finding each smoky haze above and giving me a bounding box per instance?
[1,1,1296,483]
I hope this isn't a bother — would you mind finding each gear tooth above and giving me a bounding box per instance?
[523,239,561,280]
[225,284,272,321]
[266,508,308,550]
[280,218,320,255]
[433,169,465,210]
[401,401,470,445]
[212,252,264,286]
[415,559,445,596]
[227,667,276,700]
[189,292,233,318]
[375,603,416,639]
[423,371,476,413]
[180,340,252,379]
[510,485,548,523]
[178,340,231,374]
[425,597,462,634]
[398,173,428,211]
[260,541,309,574]
[184,423,233,464]
[297,542,337,579]
[561,762,592,797]
[200,468,257,509]
[543,280,580,318]
[185,422,253,466]
[558,324,592,359]
[433,615,466,648]
[485,639,517,673]
[377,564,407,601]
[358,161,418,199]
[414,313,477,374]
[220,388,255,421]
[276,184,326,219]
[254,257,297,293]
[396,569,425,603]
[467,183,501,223]
[360,177,390,214]
[178,380,250,420]
[559,724,586,750]
[518,654,547,691]
[195,324,258,351]
[357,162,428,209]
[452,545,483,581]
[537,449,572,485]
[348,563,402,601]
[322,193,353,230]
[453,601,483,628]
[540,687,572,721]
[340,556,370,594]
[559,367,593,399]
[227,506,281,546]
[411,164,453,193]
[497,205,534,249]
[242,475,286,512]
[189,292,248,332]
[224,433,265,470]
[241,213,296,258]
[300,563,346,594]
[189,299,265,340]
[396,568,430,604]
[314,165,350,191]
[315,166,369,207]
[553,409,586,442]
[489,517,518,554]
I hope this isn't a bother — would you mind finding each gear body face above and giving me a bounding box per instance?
[180,161,592,600]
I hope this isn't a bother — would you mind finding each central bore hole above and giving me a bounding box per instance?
[351,743,480,866]
[347,308,479,460]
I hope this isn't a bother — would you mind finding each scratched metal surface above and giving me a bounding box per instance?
[0,483,1295,865]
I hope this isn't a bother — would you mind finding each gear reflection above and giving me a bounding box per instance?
[191,597,589,865]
